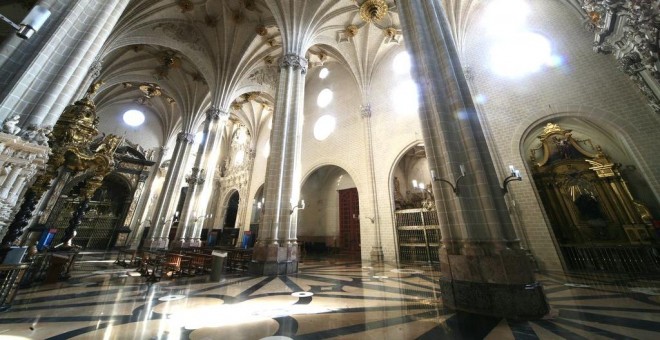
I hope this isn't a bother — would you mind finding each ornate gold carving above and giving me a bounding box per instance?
[177,0,194,13]
[531,123,598,167]
[586,159,615,178]
[139,83,162,98]
[264,55,275,65]
[540,123,562,139]
[360,0,389,23]
[256,24,268,36]
[345,25,359,37]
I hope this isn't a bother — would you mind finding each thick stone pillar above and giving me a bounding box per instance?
[0,0,130,126]
[144,132,195,249]
[173,107,228,248]
[250,54,306,275]
[397,1,548,318]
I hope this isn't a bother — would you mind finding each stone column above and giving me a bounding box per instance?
[7,165,36,205]
[144,132,195,249]
[360,104,384,263]
[171,167,204,248]
[0,0,130,126]
[0,165,23,200]
[0,164,12,190]
[127,147,166,249]
[250,54,306,275]
[397,1,548,318]
[172,107,227,248]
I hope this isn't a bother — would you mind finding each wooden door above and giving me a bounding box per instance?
[339,188,360,256]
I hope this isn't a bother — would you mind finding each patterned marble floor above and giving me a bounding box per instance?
[1,252,660,339]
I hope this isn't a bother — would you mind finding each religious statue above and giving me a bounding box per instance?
[20,124,39,141]
[2,115,21,135]
[34,126,51,146]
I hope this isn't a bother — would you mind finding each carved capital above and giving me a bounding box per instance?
[360,104,372,118]
[206,106,221,120]
[280,54,308,74]
[177,132,195,144]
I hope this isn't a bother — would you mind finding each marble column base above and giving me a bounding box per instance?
[440,248,548,319]
[143,238,168,250]
[370,246,384,264]
[188,238,202,248]
[169,239,187,249]
[249,243,298,275]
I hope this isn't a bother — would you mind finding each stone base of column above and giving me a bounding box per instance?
[440,248,548,319]
[188,238,202,248]
[249,243,298,275]
[370,246,384,264]
[169,239,187,249]
[143,238,168,250]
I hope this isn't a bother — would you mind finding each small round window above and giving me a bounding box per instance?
[123,109,145,127]
[317,89,333,108]
[319,68,329,79]
[313,115,336,141]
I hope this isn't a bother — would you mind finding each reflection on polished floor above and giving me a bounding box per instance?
[1,252,660,339]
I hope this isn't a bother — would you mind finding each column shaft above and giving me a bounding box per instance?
[145,132,194,249]
[250,54,307,275]
[397,0,548,318]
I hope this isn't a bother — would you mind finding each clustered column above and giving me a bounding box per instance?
[250,54,307,275]
[185,107,229,247]
[144,131,195,249]
[397,0,548,318]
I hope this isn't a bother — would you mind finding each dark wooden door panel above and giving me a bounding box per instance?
[339,188,360,254]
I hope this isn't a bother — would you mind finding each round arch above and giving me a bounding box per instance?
[299,164,360,259]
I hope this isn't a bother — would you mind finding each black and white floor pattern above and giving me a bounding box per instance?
[1,254,659,339]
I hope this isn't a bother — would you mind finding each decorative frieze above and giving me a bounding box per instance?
[0,132,49,240]
[582,0,660,113]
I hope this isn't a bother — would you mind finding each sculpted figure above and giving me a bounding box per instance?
[34,126,51,146]
[3,115,21,135]
[20,124,39,142]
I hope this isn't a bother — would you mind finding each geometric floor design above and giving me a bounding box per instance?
[1,253,659,339]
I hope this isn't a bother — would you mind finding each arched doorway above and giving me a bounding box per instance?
[46,173,132,250]
[223,191,240,229]
[299,165,360,259]
[524,121,658,273]
[390,143,441,263]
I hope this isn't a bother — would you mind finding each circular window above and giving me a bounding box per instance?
[393,80,419,114]
[319,68,329,79]
[122,109,145,127]
[393,51,411,74]
[317,89,333,108]
[313,115,336,141]
[490,32,552,77]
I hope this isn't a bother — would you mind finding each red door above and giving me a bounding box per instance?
[339,188,360,257]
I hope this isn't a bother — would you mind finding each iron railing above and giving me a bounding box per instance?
[561,244,660,275]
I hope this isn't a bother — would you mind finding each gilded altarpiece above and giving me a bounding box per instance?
[45,144,154,250]
[530,123,654,246]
